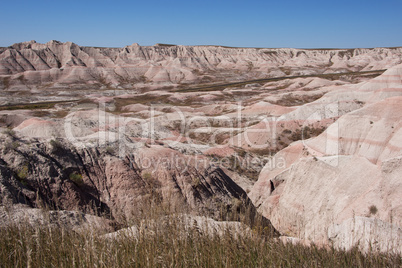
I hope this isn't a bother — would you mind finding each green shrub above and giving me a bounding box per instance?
[141,171,161,189]
[2,128,16,138]
[50,139,63,154]
[1,76,10,89]
[17,165,29,180]
[191,177,201,188]
[3,141,20,153]
[142,171,152,180]
[282,129,292,135]
[69,173,83,186]
[369,205,378,215]
[105,146,115,155]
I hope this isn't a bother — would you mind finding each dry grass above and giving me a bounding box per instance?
[1,214,400,267]
[285,125,327,141]
[0,190,400,267]
[274,93,324,107]
[0,100,79,112]
[174,70,385,93]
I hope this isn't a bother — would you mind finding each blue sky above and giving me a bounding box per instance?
[1,0,401,48]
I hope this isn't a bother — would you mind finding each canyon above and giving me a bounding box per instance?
[0,41,401,254]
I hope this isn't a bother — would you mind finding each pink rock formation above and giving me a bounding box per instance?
[249,65,402,253]
[1,41,402,89]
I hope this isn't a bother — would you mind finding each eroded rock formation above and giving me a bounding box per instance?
[1,40,402,90]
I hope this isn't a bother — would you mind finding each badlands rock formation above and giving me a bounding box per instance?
[1,40,402,90]
[0,134,260,224]
[249,64,402,253]
[0,41,401,253]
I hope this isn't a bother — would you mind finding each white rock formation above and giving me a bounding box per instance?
[1,41,402,89]
[249,64,402,253]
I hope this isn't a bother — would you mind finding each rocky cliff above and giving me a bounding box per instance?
[1,40,402,90]
[0,132,274,232]
[0,40,401,253]
[249,64,402,253]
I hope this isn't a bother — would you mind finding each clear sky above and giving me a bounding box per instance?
[1,0,402,48]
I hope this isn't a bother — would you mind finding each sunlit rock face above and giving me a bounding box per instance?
[0,41,401,253]
[249,65,402,253]
[1,41,402,89]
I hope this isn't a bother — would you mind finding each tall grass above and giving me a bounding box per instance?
[1,214,400,267]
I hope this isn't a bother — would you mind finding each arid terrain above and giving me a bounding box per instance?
[0,41,401,263]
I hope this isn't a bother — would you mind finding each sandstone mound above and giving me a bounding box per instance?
[249,75,402,253]
[2,41,402,255]
[104,214,252,240]
[241,101,296,116]
[229,64,402,155]
[14,117,60,138]
[305,96,402,164]
[1,41,402,89]
[121,103,149,112]
[0,134,276,234]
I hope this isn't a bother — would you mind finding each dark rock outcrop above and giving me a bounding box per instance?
[0,136,276,235]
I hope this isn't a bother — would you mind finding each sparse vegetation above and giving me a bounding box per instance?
[32,110,51,117]
[142,171,152,180]
[282,125,327,142]
[51,109,69,118]
[354,99,365,105]
[0,213,400,267]
[16,164,29,180]
[191,177,201,188]
[214,132,231,144]
[155,43,177,47]
[69,172,83,186]
[247,61,254,71]
[113,95,169,112]
[279,67,292,75]
[88,69,113,89]
[0,100,76,111]
[113,71,138,87]
[50,139,63,154]
[274,93,324,107]
[1,76,11,89]
[192,68,202,75]
[2,128,17,138]
[0,44,400,267]
[174,70,385,93]
[250,147,278,157]
[142,171,158,184]
[369,205,378,215]
[188,132,212,144]
[17,74,27,85]
[3,141,20,153]
[105,146,115,155]
[139,75,148,83]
